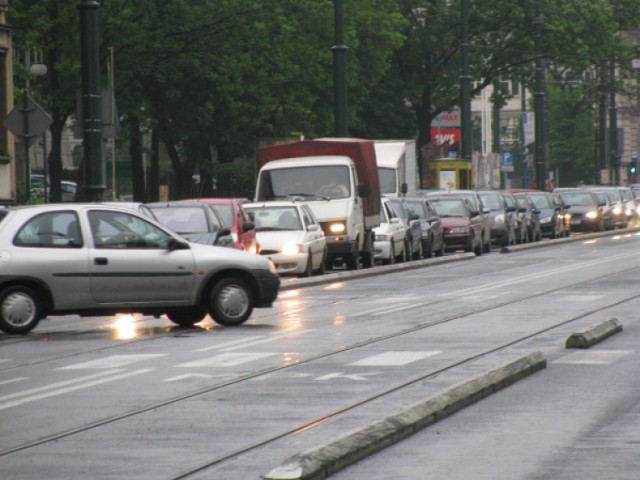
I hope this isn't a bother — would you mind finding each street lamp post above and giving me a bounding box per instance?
[78,0,105,201]
[332,0,348,137]
[533,1,546,190]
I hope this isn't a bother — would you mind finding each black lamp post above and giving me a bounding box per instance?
[78,0,105,201]
[533,1,546,190]
[460,0,472,164]
[332,0,348,137]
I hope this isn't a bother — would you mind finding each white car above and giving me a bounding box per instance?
[244,201,327,277]
[373,197,408,264]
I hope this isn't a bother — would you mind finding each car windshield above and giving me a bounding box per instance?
[260,165,351,200]
[212,204,234,227]
[150,207,213,233]
[405,201,425,218]
[529,194,553,209]
[478,193,501,210]
[246,206,301,231]
[560,192,595,206]
[430,199,467,217]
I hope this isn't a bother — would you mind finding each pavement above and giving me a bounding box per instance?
[263,228,636,480]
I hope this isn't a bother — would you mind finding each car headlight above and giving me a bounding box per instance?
[540,216,552,224]
[282,243,302,255]
[495,214,505,225]
[585,211,599,219]
[450,226,469,234]
[375,234,389,241]
[329,222,346,234]
[613,207,622,215]
[625,208,633,216]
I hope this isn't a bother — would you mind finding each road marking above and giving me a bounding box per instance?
[58,354,166,369]
[349,351,441,366]
[176,352,278,368]
[0,377,28,386]
[553,350,633,365]
[315,372,380,381]
[164,373,218,382]
[0,369,152,411]
[194,328,312,352]
[563,294,604,302]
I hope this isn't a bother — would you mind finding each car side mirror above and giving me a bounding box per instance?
[217,227,231,238]
[242,221,255,232]
[506,206,516,212]
[307,224,320,232]
[470,209,480,217]
[167,238,190,251]
[390,217,400,224]
[483,207,491,214]
[401,183,408,195]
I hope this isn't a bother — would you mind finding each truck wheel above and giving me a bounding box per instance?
[167,308,207,327]
[0,286,42,334]
[208,278,253,326]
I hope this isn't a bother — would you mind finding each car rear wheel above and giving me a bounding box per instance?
[167,308,207,327]
[0,286,42,334]
[208,278,253,326]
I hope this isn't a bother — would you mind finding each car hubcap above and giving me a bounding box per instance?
[217,285,249,320]
[2,292,36,327]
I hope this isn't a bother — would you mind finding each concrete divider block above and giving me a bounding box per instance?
[263,351,546,480]
[565,317,623,349]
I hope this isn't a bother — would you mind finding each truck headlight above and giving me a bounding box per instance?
[329,222,346,234]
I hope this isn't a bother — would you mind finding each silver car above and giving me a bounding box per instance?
[0,204,280,334]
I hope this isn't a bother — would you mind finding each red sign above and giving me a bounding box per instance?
[431,128,461,145]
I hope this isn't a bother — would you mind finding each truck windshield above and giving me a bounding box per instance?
[260,165,351,200]
[378,167,396,195]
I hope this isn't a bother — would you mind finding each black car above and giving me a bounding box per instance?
[522,191,565,239]
[556,190,606,232]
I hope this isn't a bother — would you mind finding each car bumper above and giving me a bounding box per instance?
[373,241,392,260]
[443,233,472,251]
[254,271,281,307]
[262,252,309,276]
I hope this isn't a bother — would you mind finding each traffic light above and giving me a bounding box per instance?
[629,164,637,175]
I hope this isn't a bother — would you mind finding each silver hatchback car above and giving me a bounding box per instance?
[0,204,280,334]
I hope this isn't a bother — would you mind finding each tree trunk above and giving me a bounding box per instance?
[128,114,146,202]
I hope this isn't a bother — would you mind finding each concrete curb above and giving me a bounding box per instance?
[565,317,623,349]
[280,252,476,291]
[263,351,546,480]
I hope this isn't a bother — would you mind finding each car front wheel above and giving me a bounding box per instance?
[208,278,253,326]
[0,286,42,334]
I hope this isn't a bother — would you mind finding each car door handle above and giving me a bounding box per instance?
[94,257,108,265]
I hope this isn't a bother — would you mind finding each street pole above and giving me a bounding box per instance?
[332,0,348,137]
[609,59,618,185]
[78,0,105,201]
[460,0,472,166]
[533,0,546,190]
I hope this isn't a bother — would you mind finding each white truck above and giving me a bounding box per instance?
[255,138,381,270]
[374,140,418,197]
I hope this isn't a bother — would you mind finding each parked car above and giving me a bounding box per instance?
[501,190,528,243]
[551,192,572,237]
[243,201,327,277]
[556,190,606,232]
[403,197,445,258]
[31,174,78,202]
[386,197,424,260]
[476,190,517,246]
[582,186,626,229]
[517,190,565,239]
[426,190,491,253]
[146,201,234,247]
[429,197,484,255]
[190,198,260,253]
[512,193,542,242]
[373,196,409,265]
[0,203,280,334]
[615,186,639,227]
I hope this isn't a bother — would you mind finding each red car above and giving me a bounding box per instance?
[428,197,484,255]
[191,198,260,253]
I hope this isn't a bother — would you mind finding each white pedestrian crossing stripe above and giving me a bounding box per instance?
[349,351,441,367]
[59,354,166,369]
[177,352,277,368]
